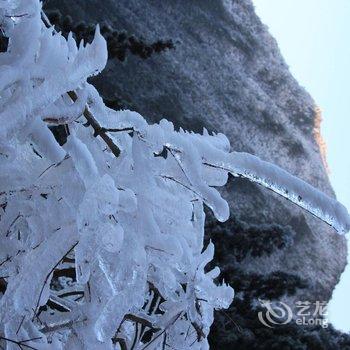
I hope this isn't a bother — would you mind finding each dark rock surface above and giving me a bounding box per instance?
[44,0,348,347]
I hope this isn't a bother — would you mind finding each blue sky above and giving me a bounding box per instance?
[253,0,350,332]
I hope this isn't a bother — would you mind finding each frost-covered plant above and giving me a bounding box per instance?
[0,1,349,349]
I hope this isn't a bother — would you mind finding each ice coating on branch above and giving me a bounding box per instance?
[200,151,350,234]
[227,152,350,234]
[0,1,107,140]
[0,1,348,349]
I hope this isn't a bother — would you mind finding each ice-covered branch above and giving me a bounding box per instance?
[203,152,350,234]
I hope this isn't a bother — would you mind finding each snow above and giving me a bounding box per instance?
[0,1,349,349]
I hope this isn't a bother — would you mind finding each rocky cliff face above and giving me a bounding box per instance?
[45,0,348,347]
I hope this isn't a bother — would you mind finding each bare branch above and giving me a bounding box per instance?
[32,242,78,319]
[67,91,121,158]
[0,336,41,350]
